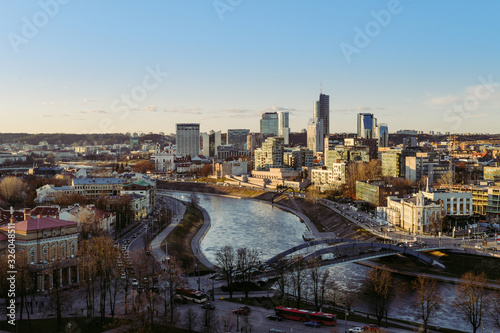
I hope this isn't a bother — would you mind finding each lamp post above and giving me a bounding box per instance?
[344,311,348,333]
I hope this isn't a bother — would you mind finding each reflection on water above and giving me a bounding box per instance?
[163,191,491,331]
[164,192,307,263]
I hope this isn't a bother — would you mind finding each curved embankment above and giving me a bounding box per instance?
[159,188,314,269]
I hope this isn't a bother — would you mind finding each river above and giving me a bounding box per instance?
[164,191,496,332]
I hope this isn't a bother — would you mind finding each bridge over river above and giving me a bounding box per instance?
[267,237,447,268]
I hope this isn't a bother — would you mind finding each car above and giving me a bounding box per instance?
[475,245,485,250]
[131,278,139,286]
[201,302,216,310]
[120,273,127,280]
[266,314,283,321]
[132,233,137,238]
[488,247,498,251]
[349,328,363,333]
[238,306,251,313]
[304,321,321,328]
[232,308,249,315]
[362,324,378,331]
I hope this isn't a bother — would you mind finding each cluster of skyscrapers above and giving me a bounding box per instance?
[173,93,389,170]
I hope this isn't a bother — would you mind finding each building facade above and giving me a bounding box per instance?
[357,113,376,139]
[253,137,284,171]
[278,111,290,145]
[227,129,250,150]
[307,118,324,154]
[260,112,279,138]
[314,93,330,137]
[176,123,200,158]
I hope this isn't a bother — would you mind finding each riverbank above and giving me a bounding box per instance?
[158,181,372,241]
[162,204,213,274]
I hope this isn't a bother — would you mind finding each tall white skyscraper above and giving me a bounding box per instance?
[278,111,290,145]
[176,123,200,158]
[307,118,324,154]
[201,130,221,157]
[357,113,376,139]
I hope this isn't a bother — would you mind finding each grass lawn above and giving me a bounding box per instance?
[164,205,213,274]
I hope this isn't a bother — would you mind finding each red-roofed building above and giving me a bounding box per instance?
[0,206,60,225]
[0,215,79,291]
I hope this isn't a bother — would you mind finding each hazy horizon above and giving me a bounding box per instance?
[2,1,500,135]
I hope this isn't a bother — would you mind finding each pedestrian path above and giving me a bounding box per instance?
[150,197,186,263]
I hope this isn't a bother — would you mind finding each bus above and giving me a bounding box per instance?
[275,306,337,326]
[175,287,208,303]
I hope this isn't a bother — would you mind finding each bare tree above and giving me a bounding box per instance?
[202,308,219,333]
[161,256,186,323]
[219,311,235,332]
[236,247,260,299]
[47,259,71,327]
[307,257,331,311]
[78,239,98,318]
[289,255,306,309]
[454,272,490,333]
[273,257,289,303]
[437,170,454,187]
[365,267,393,327]
[490,290,500,329]
[0,176,27,206]
[183,307,198,333]
[215,245,236,299]
[76,208,103,240]
[412,275,442,333]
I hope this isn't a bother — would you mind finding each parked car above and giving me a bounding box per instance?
[201,302,216,310]
[362,324,378,331]
[488,247,498,251]
[266,314,283,321]
[475,244,485,250]
[239,306,251,313]
[233,308,249,315]
[131,278,139,286]
[304,321,321,328]
[349,328,363,333]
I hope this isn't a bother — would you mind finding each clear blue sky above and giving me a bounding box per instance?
[1,0,500,135]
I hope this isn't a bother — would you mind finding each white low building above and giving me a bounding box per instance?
[378,192,443,235]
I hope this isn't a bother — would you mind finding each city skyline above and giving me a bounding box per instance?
[1,1,500,134]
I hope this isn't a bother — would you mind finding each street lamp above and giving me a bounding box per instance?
[344,311,348,333]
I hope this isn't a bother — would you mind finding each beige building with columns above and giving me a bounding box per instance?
[0,210,79,291]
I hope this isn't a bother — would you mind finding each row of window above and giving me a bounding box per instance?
[29,241,76,263]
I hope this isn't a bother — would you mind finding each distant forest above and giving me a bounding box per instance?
[0,133,170,146]
[0,132,499,148]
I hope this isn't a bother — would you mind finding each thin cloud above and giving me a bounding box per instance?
[264,106,297,112]
[76,110,108,114]
[82,98,95,104]
[335,106,386,113]
[39,113,70,118]
[41,101,59,106]
[163,107,203,115]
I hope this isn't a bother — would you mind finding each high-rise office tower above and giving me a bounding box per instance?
[313,93,330,137]
[260,112,279,138]
[357,113,376,139]
[278,111,290,145]
[307,118,324,154]
[374,123,389,147]
[201,130,221,157]
[176,123,200,158]
[227,129,250,150]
